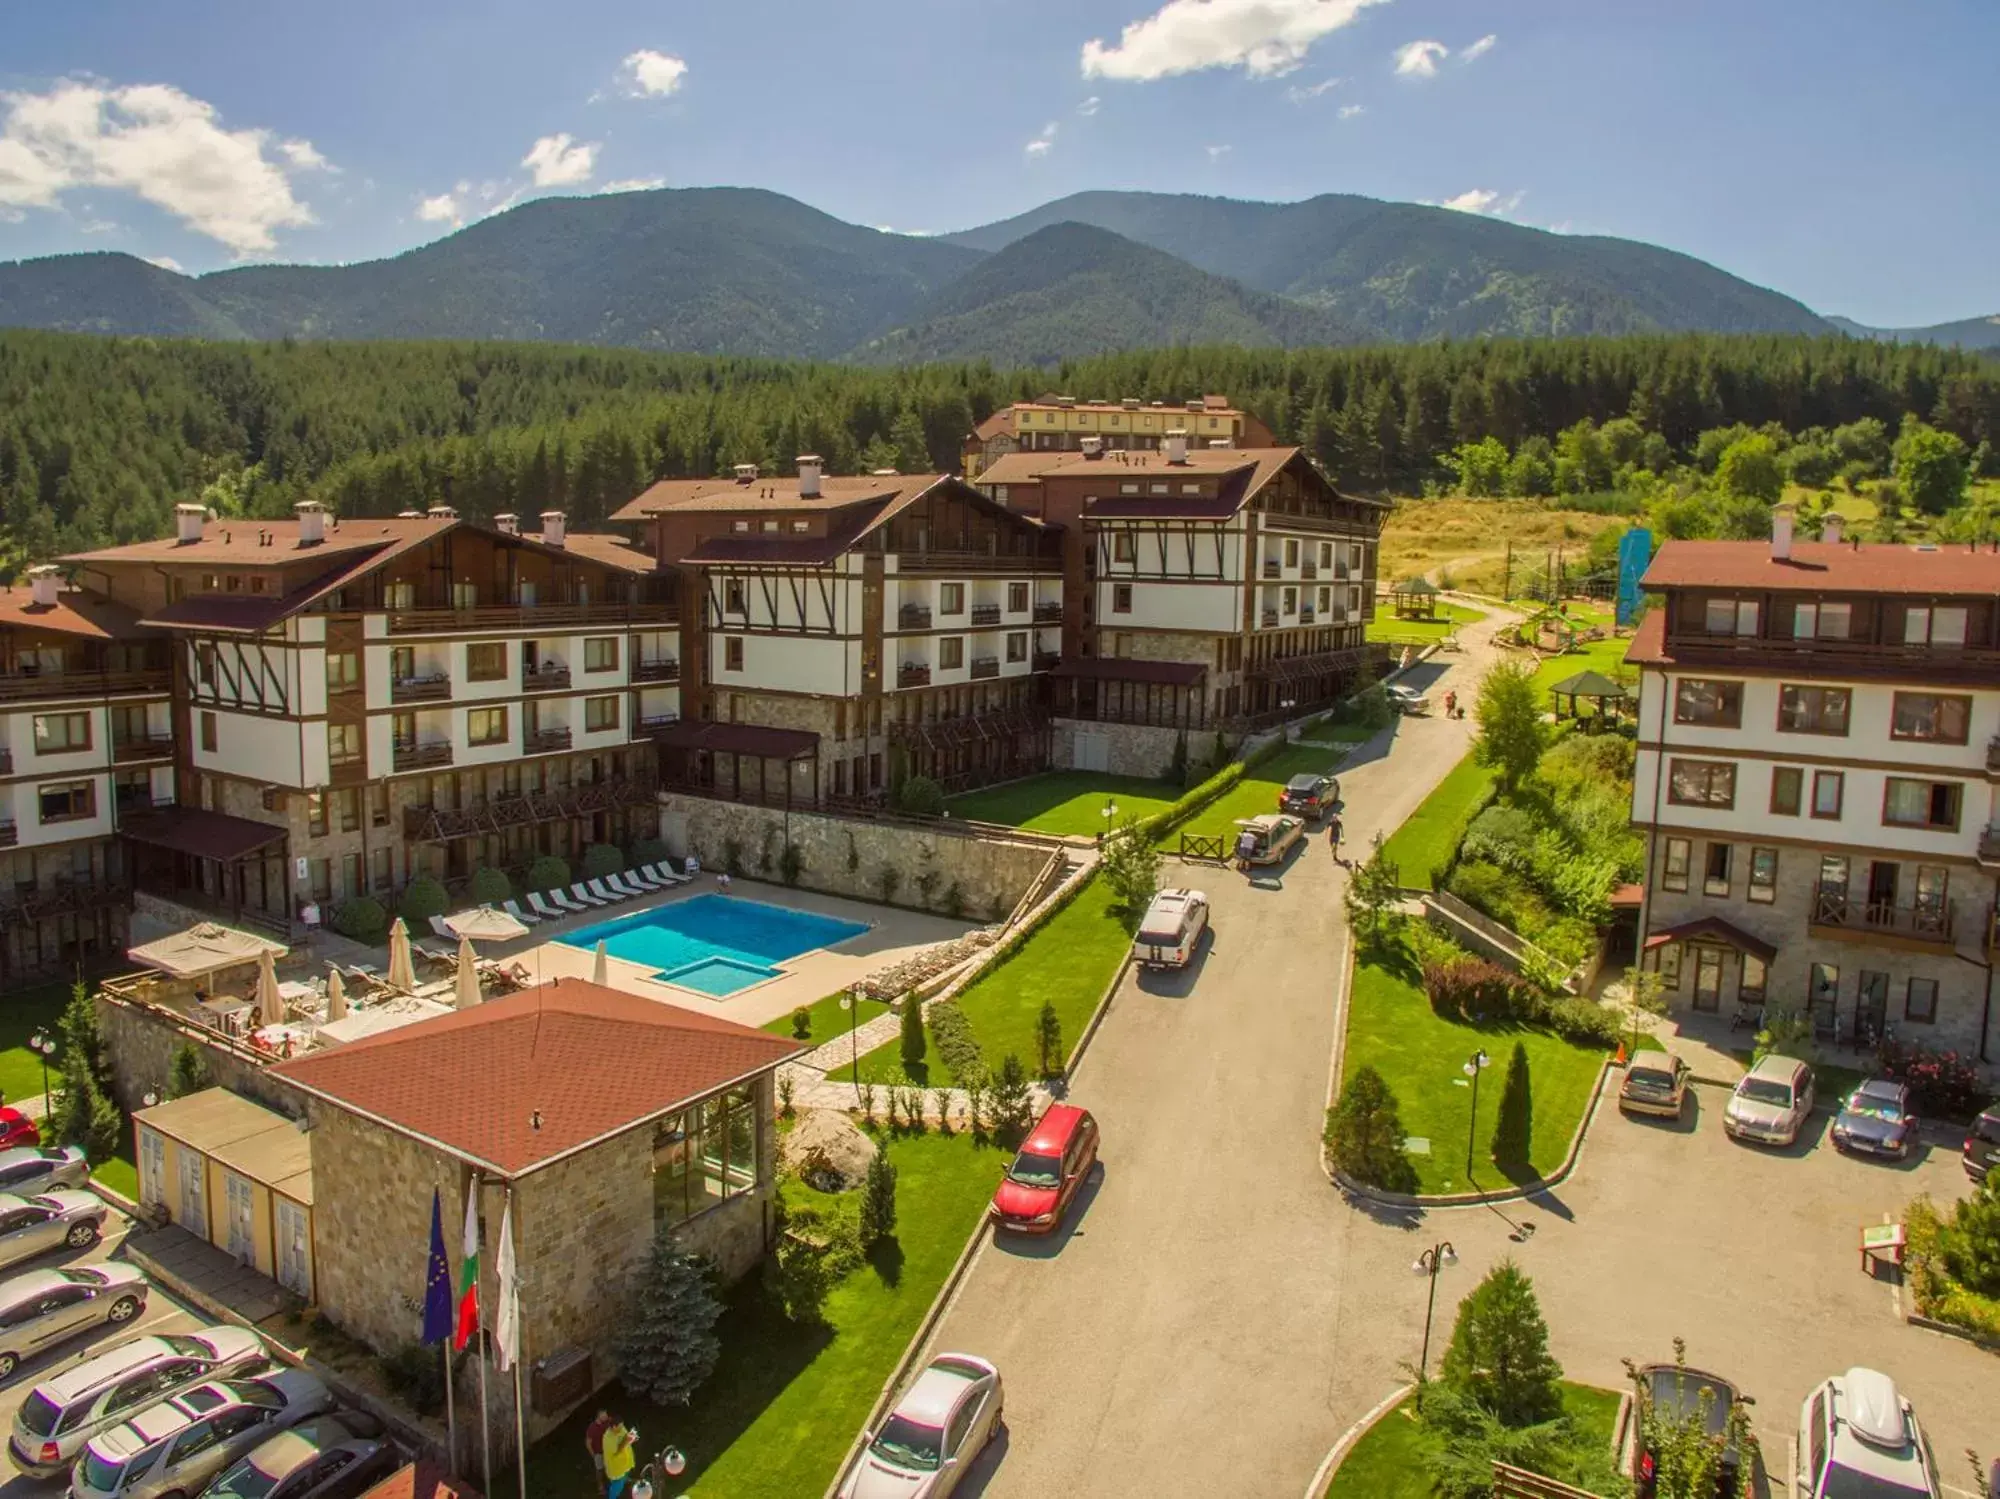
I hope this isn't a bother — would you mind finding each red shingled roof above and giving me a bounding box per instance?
[0,585,153,641]
[273,978,804,1177]
[1642,539,2000,596]
[360,1461,481,1499]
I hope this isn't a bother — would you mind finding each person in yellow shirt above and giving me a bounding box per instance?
[602,1420,637,1499]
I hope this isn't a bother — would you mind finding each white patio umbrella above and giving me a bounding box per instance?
[325,965,348,1021]
[386,918,417,992]
[455,936,481,1010]
[445,907,530,943]
[255,947,284,1028]
[591,939,609,987]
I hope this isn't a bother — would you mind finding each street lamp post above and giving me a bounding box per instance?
[1411,1240,1458,1406]
[839,988,863,1106]
[1099,799,1118,843]
[1463,1049,1491,1176]
[1280,697,1297,740]
[28,1031,57,1119]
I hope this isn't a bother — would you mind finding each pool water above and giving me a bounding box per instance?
[561,893,869,997]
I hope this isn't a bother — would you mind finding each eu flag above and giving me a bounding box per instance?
[421,1188,453,1345]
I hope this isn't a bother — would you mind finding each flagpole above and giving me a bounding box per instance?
[475,1173,492,1499]
[443,1331,457,1476]
[508,1187,528,1499]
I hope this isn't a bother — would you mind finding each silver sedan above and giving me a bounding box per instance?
[0,1264,148,1381]
[0,1190,105,1271]
[0,1146,90,1196]
[840,1353,1004,1499]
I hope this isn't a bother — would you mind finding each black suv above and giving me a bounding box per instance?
[1278,774,1337,820]
[1966,1105,2000,1182]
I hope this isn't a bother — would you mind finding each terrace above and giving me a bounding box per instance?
[386,600,676,635]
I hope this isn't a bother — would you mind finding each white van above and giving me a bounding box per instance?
[1134,889,1209,969]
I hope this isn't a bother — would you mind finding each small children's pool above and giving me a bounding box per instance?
[560,893,868,997]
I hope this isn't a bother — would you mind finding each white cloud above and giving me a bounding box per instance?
[1460,33,1497,63]
[1434,187,1525,216]
[0,79,319,254]
[143,253,183,272]
[1206,143,1232,160]
[1338,102,1365,118]
[1285,75,1344,103]
[521,132,598,187]
[279,138,332,170]
[1081,0,1390,82]
[601,177,666,193]
[1078,95,1101,116]
[79,216,118,234]
[1024,121,1058,157]
[1392,39,1449,76]
[415,191,463,226]
[619,49,689,99]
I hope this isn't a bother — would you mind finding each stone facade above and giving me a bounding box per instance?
[657,793,1049,924]
[95,990,305,1116]
[1051,717,1204,780]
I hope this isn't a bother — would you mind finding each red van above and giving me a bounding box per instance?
[989,1104,1099,1234]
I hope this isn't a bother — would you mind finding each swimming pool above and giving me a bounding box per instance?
[560,893,869,997]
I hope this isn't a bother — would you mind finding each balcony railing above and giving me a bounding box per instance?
[112,734,174,763]
[1033,602,1063,625]
[1987,736,2000,774]
[0,747,10,775]
[970,604,1002,627]
[1301,562,1318,580]
[403,771,658,843]
[1811,883,1953,943]
[636,713,682,738]
[522,665,572,693]
[898,606,933,632]
[1261,560,1282,579]
[1261,609,1280,628]
[391,674,451,704]
[386,601,676,635]
[1299,608,1316,624]
[1980,827,2000,866]
[525,726,573,754]
[0,668,170,703]
[116,789,157,815]
[631,658,681,684]
[1033,650,1060,672]
[0,821,14,849]
[393,740,454,772]
[970,657,1000,680]
[899,664,932,688]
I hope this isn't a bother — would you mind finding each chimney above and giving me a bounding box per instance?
[733,463,759,485]
[797,454,823,499]
[540,510,567,548]
[174,503,207,545]
[398,510,423,518]
[1185,398,1204,413]
[1080,436,1104,460]
[1820,510,1844,544]
[1771,504,1794,562]
[425,504,458,522]
[1165,429,1190,465]
[294,500,326,546]
[27,565,60,609]
[1121,397,1141,411]
[493,512,519,536]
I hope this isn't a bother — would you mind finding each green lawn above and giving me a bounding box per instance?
[1325,1383,1622,1499]
[1377,753,1498,890]
[1366,601,1487,644]
[1343,924,1610,1196]
[518,1127,1004,1498]
[93,1148,137,1200]
[832,875,1130,1088]
[760,991,891,1046]
[944,772,1180,835]
[1175,743,1350,844]
[1299,719,1378,748]
[0,979,74,1110]
[1528,634,1634,697]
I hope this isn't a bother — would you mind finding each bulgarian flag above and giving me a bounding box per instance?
[453,1188,480,1350]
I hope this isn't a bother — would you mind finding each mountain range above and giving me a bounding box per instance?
[0,186,1989,363]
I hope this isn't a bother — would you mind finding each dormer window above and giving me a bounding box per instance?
[1793,601,1849,640]
[791,520,810,534]
[732,520,750,533]
[1703,598,1758,636]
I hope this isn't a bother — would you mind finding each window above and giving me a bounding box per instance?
[1905,977,1938,1024]
[327,723,361,765]
[1672,679,1742,727]
[370,783,389,828]
[1703,598,1758,635]
[1320,542,1333,568]
[1667,759,1736,808]
[1112,533,1135,563]
[324,651,359,693]
[584,696,619,732]
[1284,538,1299,566]
[1692,946,1723,1011]
[1119,481,1139,495]
[1740,953,1768,1005]
[450,581,477,610]
[391,710,416,748]
[1890,691,1970,743]
[583,637,618,672]
[1703,842,1732,897]
[1662,837,1690,893]
[1818,852,1850,902]
[309,858,332,901]
[730,519,749,534]
[1008,582,1028,613]
[1112,584,1133,614]
[467,706,509,746]
[724,580,747,614]
[1904,604,1968,646]
[791,519,810,534]
[1792,600,1851,639]
[1282,587,1297,615]
[940,637,964,670]
[1777,684,1850,735]
[1658,942,1682,987]
[1770,766,1803,816]
[1882,777,1961,830]
[335,788,360,833]
[1748,847,1778,903]
[37,782,93,824]
[199,711,217,754]
[307,791,327,837]
[196,643,215,688]
[32,712,91,753]
[465,642,506,681]
[723,637,744,672]
[940,583,965,615]
[384,581,415,611]
[760,519,778,533]
[1005,632,1027,663]
[1811,770,1844,818]
[652,1086,761,1228]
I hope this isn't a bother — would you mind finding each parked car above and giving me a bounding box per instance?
[1133,889,1208,970]
[177,1413,396,1499]
[0,1265,148,1381]
[7,1325,268,1479]
[0,1190,106,1271]
[70,1366,336,1499]
[838,1353,1003,1499]
[0,1146,89,1195]
[1232,813,1305,868]
[0,1110,40,1151]
[990,1104,1099,1234]
[1278,773,1339,820]
[1618,1050,1691,1119]
[1723,1055,1815,1147]
[1386,684,1430,715]
[1633,1362,1748,1498]
[1963,1104,2000,1182]
[1795,1367,1942,1499]
[1831,1078,1919,1161]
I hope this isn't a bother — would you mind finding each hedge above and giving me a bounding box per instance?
[1907,1195,2000,1342]
[1136,759,1246,845]
[469,865,513,905]
[397,876,448,926]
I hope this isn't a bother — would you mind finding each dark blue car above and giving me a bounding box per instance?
[1830,1078,1917,1160]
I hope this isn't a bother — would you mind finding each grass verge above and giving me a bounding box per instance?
[1376,754,1497,890]
[1366,601,1487,644]
[1175,743,1352,844]
[761,991,891,1045]
[0,980,74,1108]
[944,772,1179,835]
[1343,924,1609,1196]
[1325,1382,1622,1499]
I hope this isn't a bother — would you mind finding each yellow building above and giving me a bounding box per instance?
[963,394,1274,479]
[133,1087,316,1302]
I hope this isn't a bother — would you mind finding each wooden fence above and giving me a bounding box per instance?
[1491,1462,1609,1499]
[1178,831,1229,862]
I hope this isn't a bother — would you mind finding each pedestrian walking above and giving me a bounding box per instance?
[1326,812,1344,865]
[1443,689,1457,719]
[603,1419,637,1499]
[585,1408,613,1494]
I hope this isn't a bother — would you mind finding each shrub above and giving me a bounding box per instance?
[858,1153,898,1249]
[469,865,513,905]
[616,1242,723,1403]
[580,843,622,881]
[527,854,571,894]
[331,895,388,946]
[899,995,926,1071]
[929,1003,985,1084]
[771,1234,837,1324]
[630,836,669,869]
[895,775,945,817]
[1460,805,1542,874]
[1323,1065,1418,1192]
[1100,818,1161,923]
[1906,1194,2000,1339]
[1343,831,1401,935]
[1545,997,1622,1047]
[1423,954,1533,1023]
[1942,1170,2000,1296]
[758,826,778,875]
[1035,1001,1064,1080]
[1474,661,1548,792]
[1439,1259,1565,1425]
[1876,1039,1992,1120]
[1417,1382,1625,1499]
[167,1043,211,1101]
[1628,1344,1755,1499]
[396,875,448,926]
[1348,683,1392,731]
[722,837,744,877]
[1167,730,1189,786]
[778,842,805,887]
[379,1343,447,1416]
[942,881,965,919]
[991,1054,1033,1143]
[790,1006,812,1040]
[778,1072,795,1118]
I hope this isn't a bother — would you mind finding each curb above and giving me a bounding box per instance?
[1905,1311,2000,1353]
[89,1179,143,1219]
[1304,1382,1414,1499]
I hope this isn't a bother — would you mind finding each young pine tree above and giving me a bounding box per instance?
[858,1152,899,1249]
[1035,1001,1063,1080]
[1439,1259,1565,1426]
[899,994,926,1074]
[1323,1065,1417,1192]
[613,1240,722,1407]
[991,1054,1034,1143]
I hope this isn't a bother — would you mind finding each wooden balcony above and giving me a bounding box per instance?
[522,665,572,693]
[403,772,658,842]
[970,657,1000,680]
[1033,602,1063,625]
[899,664,932,688]
[1033,650,1060,672]
[393,740,453,772]
[631,658,681,684]
[970,604,1002,627]
[1261,609,1280,628]
[898,605,933,630]
[636,713,682,738]
[391,674,451,704]
[1261,560,1282,579]
[0,821,14,848]
[525,726,573,754]
[1810,882,1953,947]
[112,734,174,763]
[893,550,1062,575]
[1299,607,1316,624]
[1980,827,2000,867]
[1300,562,1318,580]
[0,747,10,775]
[0,668,170,703]
[386,601,676,635]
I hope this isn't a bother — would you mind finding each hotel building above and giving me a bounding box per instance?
[962,393,1274,480]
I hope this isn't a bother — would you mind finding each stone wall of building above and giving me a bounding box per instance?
[1050,717,1196,780]
[657,795,1050,924]
[95,991,304,1116]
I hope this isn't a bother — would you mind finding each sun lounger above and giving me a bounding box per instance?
[528,891,569,919]
[429,914,457,941]
[606,873,649,898]
[501,899,542,926]
[413,939,456,964]
[545,889,590,914]
[622,868,667,892]
[586,879,629,904]
[649,861,689,885]
[568,883,612,907]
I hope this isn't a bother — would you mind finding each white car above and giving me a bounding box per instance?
[1133,889,1207,969]
[1386,684,1430,715]
[840,1354,1003,1498]
[1796,1367,1941,1498]
[1724,1054,1815,1147]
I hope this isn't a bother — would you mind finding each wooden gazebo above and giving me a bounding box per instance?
[1547,669,1630,725]
[1389,577,1441,621]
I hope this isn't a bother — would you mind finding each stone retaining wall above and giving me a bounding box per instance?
[96,991,305,1117]
[1051,718,1194,779]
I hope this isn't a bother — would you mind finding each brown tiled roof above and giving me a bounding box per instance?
[1052,657,1205,686]
[0,585,153,641]
[683,534,852,567]
[1643,916,1776,964]
[973,448,1356,522]
[120,806,288,863]
[64,516,447,567]
[1083,495,1242,521]
[611,472,945,521]
[140,595,297,633]
[557,532,659,575]
[651,720,820,758]
[360,1461,481,1499]
[272,978,805,1178]
[973,411,1013,442]
[1642,539,2000,597]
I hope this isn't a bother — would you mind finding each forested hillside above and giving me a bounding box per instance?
[2,331,1996,572]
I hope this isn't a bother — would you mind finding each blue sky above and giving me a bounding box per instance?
[2,0,1993,327]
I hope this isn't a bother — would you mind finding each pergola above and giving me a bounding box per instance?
[1547,669,1631,723]
[120,806,290,933]
[1389,577,1441,621]
[653,720,822,808]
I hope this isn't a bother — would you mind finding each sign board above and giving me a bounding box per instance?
[1615,527,1654,629]
[295,856,309,882]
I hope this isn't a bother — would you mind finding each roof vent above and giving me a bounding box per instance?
[797,455,823,500]
[870,468,900,476]
[426,504,458,522]
[398,510,423,519]
[493,513,519,536]
[1185,398,1205,413]
[1820,511,1844,544]
[1080,436,1105,460]
[733,463,759,485]
[1771,504,1794,562]
[1121,397,1141,410]
[1165,429,1190,465]
[540,511,567,549]
[1839,1369,1906,1449]
[1056,395,1076,409]
[294,500,326,546]
[1207,438,1230,449]
[175,503,207,546]
[27,565,61,609]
